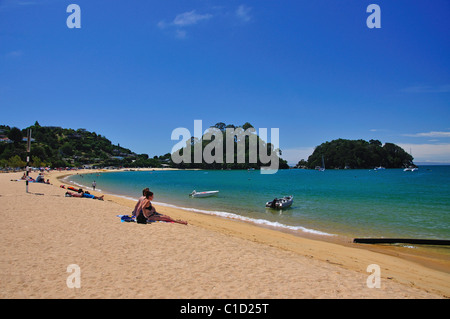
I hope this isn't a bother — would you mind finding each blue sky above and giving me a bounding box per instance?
[1,0,449,164]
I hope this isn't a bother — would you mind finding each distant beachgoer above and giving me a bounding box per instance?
[65,191,83,198]
[82,192,104,200]
[36,173,45,183]
[65,191,104,200]
[136,191,187,225]
[92,180,96,190]
[132,187,150,217]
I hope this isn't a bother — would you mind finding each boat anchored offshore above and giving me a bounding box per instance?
[189,190,219,198]
[266,195,294,209]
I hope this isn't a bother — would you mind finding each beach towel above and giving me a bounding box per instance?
[117,215,136,222]
[116,215,172,224]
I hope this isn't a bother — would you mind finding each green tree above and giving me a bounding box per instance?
[60,143,74,156]
[8,127,22,144]
[31,155,45,167]
[8,155,26,168]
[0,159,8,168]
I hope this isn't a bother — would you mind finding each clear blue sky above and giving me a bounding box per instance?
[1,0,449,164]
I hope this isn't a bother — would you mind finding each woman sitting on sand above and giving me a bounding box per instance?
[132,187,150,217]
[136,190,187,225]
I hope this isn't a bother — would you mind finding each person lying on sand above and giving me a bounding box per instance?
[136,190,187,225]
[65,191,104,200]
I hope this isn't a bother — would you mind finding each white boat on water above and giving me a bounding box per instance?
[266,195,294,209]
[404,166,418,172]
[189,190,219,198]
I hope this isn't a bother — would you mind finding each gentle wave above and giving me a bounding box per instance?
[158,202,334,236]
[115,194,334,237]
[66,176,333,237]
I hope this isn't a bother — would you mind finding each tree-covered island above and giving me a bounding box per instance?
[297,138,414,169]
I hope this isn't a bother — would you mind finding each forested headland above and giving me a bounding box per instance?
[170,122,290,170]
[0,121,289,170]
[0,122,167,168]
[296,139,414,169]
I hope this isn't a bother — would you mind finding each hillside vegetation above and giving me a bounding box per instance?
[297,139,414,169]
[0,122,165,168]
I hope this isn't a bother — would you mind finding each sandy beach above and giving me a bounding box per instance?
[0,169,448,299]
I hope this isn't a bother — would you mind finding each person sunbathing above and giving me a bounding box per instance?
[136,190,187,225]
[65,190,104,200]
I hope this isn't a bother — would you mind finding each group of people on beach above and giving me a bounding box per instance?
[61,182,186,225]
[20,172,51,184]
[61,184,104,200]
[132,188,188,225]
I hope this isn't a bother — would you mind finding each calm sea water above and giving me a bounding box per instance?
[67,166,450,240]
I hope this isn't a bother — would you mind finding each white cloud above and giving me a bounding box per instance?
[157,6,252,38]
[157,10,213,38]
[403,131,450,138]
[236,5,252,22]
[397,143,450,163]
[173,10,212,26]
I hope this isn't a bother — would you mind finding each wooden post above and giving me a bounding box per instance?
[26,129,31,193]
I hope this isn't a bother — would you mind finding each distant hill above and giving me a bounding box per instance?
[170,122,289,170]
[0,122,166,168]
[297,139,414,169]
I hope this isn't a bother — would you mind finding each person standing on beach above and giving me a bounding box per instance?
[92,180,96,190]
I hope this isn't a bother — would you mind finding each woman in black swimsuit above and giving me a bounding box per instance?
[136,191,188,225]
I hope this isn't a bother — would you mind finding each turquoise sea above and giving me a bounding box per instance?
[67,166,450,240]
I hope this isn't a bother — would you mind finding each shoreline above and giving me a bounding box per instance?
[58,169,450,273]
[1,169,448,298]
[51,169,450,296]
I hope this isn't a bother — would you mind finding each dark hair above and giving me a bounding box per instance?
[145,191,154,199]
[142,187,150,195]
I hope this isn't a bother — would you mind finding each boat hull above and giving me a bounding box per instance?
[266,196,293,209]
[190,190,219,198]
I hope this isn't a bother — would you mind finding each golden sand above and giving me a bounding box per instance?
[0,170,448,298]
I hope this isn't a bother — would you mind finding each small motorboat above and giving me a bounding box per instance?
[266,195,293,209]
[189,190,219,198]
